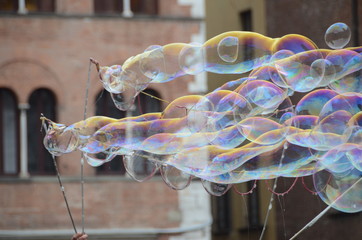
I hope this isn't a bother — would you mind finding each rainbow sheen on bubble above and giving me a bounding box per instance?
[325,22,351,49]
[43,26,362,213]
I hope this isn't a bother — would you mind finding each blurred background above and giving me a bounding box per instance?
[0,0,361,239]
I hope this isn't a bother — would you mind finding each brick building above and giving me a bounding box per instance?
[0,1,211,239]
[1,1,361,240]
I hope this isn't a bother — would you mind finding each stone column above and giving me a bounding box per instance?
[122,0,134,17]
[19,103,30,178]
[17,0,28,14]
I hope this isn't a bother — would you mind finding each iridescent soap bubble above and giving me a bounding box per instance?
[84,152,115,167]
[272,34,317,54]
[143,45,162,52]
[217,36,239,63]
[316,59,336,86]
[238,80,287,112]
[296,89,338,116]
[111,91,136,111]
[41,30,362,213]
[310,59,326,82]
[160,165,192,190]
[319,93,362,121]
[325,23,351,49]
[325,49,362,81]
[99,65,123,93]
[123,151,159,182]
[201,179,231,196]
[187,96,216,134]
[329,70,362,93]
[314,168,362,213]
[179,44,205,75]
[139,47,165,79]
[43,125,78,156]
[318,144,354,173]
[269,50,294,88]
[274,50,324,92]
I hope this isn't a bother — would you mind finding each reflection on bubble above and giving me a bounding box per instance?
[314,168,362,213]
[179,44,205,75]
[123,151,159,182]
[325,22,351,49]
[201,179,231,196]
[217,36,239,63]
[160,165,192,190]
[43,28,362,213]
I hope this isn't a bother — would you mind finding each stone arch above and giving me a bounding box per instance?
[0,58,63,105]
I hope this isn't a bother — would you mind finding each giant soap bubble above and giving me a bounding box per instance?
[42,25,362,213]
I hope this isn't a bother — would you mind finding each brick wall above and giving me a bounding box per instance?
[0,1,208,239]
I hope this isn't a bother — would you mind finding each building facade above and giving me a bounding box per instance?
[0,1,211,239]
[2,1,361,240]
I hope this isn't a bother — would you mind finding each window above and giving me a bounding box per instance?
[129,89,162,176]
[240,10,252,32]
[212,192,231,235]
[94,0,123,14]
[94,0,157,15]
[0,0,18,12]
[95,89,162,175]
[240,10,253,61]
[27,89,56,175]
[132,88,162,115]
[0,88,19,175]
[131,0,157,15]
[95,90,126,174]
[247,181,261,229]
[25,0,55,13]
[0,0,55,13]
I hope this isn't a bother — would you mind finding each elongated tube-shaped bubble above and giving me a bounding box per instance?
[43,30,362,212]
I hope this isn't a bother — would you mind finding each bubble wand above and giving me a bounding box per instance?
[79,58,94,234]
[40,115,77,234]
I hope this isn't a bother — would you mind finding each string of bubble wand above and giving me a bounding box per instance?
[79,58,94,234]
[290,176,362,240]
[259,142,289,240]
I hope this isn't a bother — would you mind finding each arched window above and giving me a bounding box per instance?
[0,0,55,13]
[133,88,162,115]
[127,88,162,175]
[95,90,126,175]
[27,88,56,175]
[95,89,162,175]
[0,88,19,175]
[94,0,157,15]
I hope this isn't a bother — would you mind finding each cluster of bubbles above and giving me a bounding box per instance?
[43,23,361,213]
